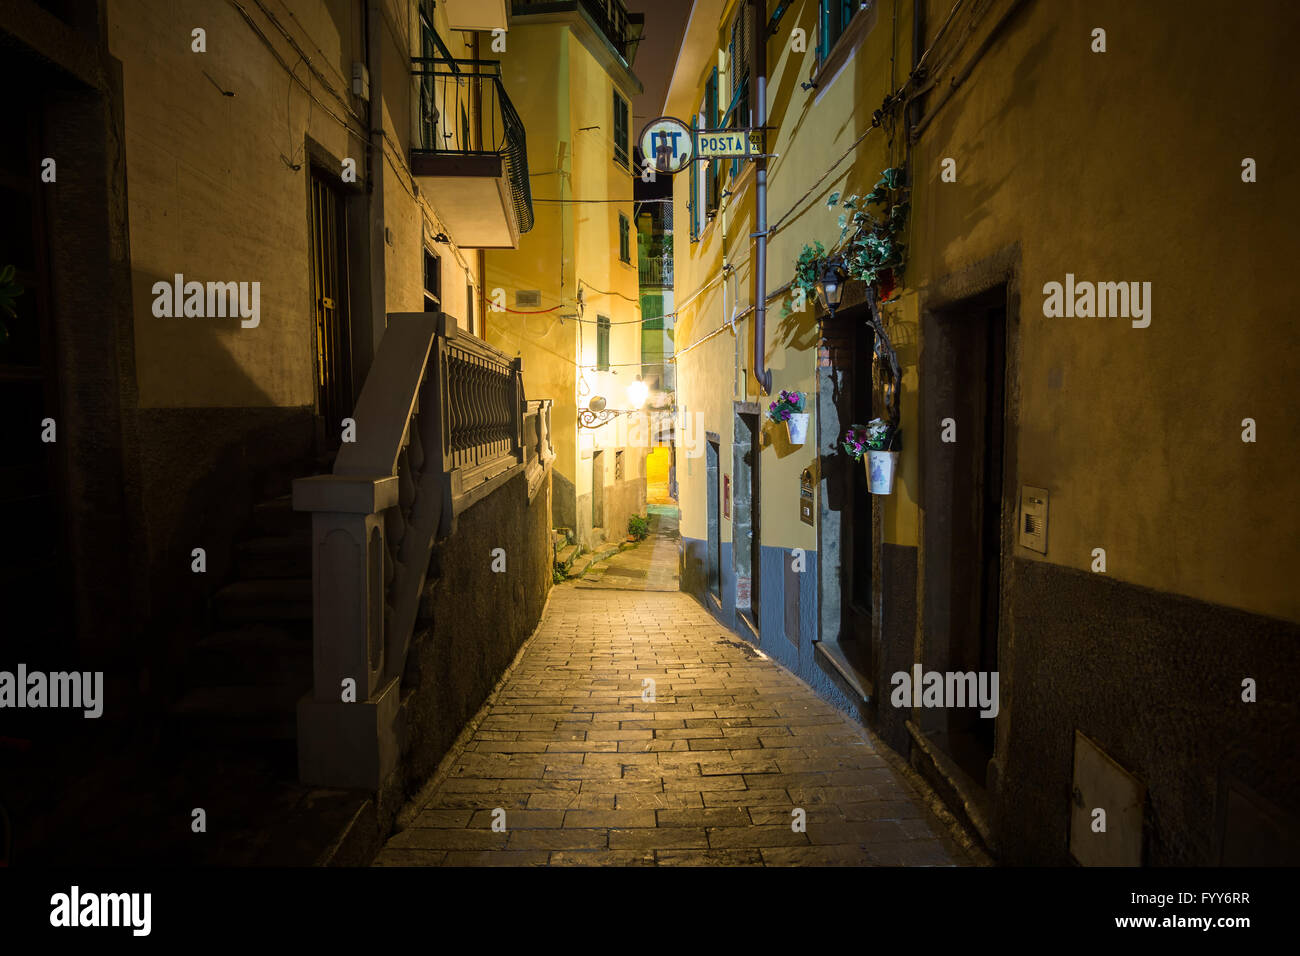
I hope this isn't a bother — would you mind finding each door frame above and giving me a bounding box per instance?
[914,244,1022,814]
[303,137,371,447]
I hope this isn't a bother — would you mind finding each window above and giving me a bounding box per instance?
[704,69,720,215]
[688,114,700,241]
[466,281,475,335]
[596,315,611,370]
[423,249,441,312]
[727,4,753,179]
[613,91,629,167]
[618,213,631,263]
[615,450,624,481]
[819,0,865,64]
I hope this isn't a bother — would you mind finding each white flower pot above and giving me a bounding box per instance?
[785,413,810,445]
[865,450,898,494]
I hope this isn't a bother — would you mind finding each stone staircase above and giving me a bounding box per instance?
[167,457,328,758]
[553,527,580,577]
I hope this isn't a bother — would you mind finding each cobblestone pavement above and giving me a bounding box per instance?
[375,585,973,866]
[577,509,680,592]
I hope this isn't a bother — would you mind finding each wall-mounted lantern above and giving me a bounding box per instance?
[815,256,847,317]
[578,379,650,428]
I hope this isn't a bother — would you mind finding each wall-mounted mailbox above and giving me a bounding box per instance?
[1019,485,1049,554]
[800,468,815,525]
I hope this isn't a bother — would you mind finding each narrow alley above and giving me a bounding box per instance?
[375,518,972,866]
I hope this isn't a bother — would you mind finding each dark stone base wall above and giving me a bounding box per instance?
[396,471,553,794]
[681,536,852,716]
[877,544,918,756]
[1000,558,1300,865]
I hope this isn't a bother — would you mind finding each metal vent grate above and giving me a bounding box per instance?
[515,290,541,307]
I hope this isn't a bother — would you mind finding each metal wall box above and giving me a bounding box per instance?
[1018,485,1049,554]
[1069,730,1146,866]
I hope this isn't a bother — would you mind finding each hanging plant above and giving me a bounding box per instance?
[766,389,806,423]
[768,389,810,445]
[785,167,910,316]
[843,418,900,495]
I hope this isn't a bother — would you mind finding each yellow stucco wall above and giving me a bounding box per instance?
[673,0,1299,622]
[110,0,483,409]
[905,0,1299,621]
[486,16,646,539]
[673,0,898,555]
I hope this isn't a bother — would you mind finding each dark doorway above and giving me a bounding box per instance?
[309,168,355,441]
[706,437,721,599]
[921,287,1007,788]
[591,450,605,532]
[733,405,761,631]
[0,65,71,663]
[840,312,876,676]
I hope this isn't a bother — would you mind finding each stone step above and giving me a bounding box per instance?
[235,533,312,580]
[186,624,311,688]
[168,683,305,744]
[248,495,308,538]
[554,543,579,570]
[213,578,312,624]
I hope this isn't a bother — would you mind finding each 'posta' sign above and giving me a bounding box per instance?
[639,117,694,173]
[695,129,762,159]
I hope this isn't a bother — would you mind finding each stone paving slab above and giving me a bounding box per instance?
[374,586,974,867]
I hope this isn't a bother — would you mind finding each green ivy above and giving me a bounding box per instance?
[785,168,909,315]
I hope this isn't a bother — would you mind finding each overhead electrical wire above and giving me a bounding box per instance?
[669,0,994,361]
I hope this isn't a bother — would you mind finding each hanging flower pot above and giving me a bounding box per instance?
[843,418,899,495]
[767,389,809,445]
[865,449,898,494]
[785,412,810,445]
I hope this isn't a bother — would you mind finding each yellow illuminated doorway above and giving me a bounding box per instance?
[646,445,674,504]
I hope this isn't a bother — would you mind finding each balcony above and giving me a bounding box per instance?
[512,0,635,64]
[441,0,509,32]
[410,57,534,248]
[638,255,673,288]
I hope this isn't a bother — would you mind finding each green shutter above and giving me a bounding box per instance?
[688,114,699,241]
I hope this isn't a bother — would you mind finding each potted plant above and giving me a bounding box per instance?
[843,418,899,494]
[768,389,809,445]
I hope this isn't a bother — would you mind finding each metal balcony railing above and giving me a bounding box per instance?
[512,0,631,60]
[638,256,673,288]
[411,57,534,234]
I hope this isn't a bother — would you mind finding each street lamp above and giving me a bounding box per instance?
[815,256,847,317]
[626,375,649,410]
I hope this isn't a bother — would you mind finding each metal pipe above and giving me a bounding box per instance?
[750,0,772,395]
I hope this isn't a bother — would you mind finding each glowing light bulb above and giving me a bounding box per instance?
[626,376,649,409]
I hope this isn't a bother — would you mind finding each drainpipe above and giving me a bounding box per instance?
[365,0,386,365]
[749,0,772,395]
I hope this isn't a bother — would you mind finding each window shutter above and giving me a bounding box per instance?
[686,117,696,243]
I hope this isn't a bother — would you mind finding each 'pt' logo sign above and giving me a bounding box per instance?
[638,117,694,173]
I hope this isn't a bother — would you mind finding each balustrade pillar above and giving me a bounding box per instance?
[292,473,401,790]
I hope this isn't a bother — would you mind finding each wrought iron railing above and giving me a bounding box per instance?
[638,255,673,288]
[410,57,534,234]
[512,0,631,59]
[293,313,552,789]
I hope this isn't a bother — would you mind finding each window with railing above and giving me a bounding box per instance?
[412,2,534,234]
